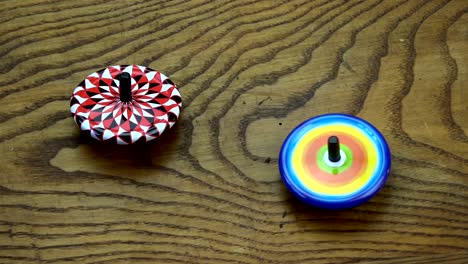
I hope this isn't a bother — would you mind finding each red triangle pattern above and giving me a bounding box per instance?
[70,65,182,144]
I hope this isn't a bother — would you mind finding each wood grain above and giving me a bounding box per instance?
[0,0,467,263]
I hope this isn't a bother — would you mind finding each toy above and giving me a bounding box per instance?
[279,114,391,210]
[70,65,182,144]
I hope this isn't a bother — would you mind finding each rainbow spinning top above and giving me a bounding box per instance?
[279,114,391,210]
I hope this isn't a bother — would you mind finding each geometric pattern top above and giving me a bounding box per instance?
[70,65,182,144]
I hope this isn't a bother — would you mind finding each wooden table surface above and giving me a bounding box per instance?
[1,0,467,263]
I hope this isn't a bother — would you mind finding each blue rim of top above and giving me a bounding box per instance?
[278,113,391,210]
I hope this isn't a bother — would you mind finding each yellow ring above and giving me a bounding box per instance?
[291,124,378,195]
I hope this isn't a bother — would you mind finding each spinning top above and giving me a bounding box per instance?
[279,114,391,210]
[70,65,182,144]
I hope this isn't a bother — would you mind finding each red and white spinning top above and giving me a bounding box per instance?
[70,65,182,144]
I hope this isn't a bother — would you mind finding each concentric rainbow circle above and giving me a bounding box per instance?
[279,114,391,210]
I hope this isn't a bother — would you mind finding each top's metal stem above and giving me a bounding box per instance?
[328,136,341,162]
[119,72,132,102]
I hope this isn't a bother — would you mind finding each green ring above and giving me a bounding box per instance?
[316,144,353,175]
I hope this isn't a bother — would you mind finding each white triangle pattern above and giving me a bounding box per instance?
[70,65,182,144]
